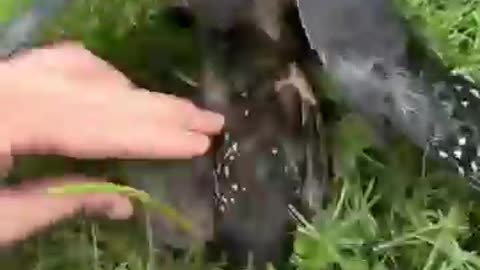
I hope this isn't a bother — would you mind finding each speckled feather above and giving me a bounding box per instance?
[209,92,304,269]
[197,63,327,269]
[296,0,480,188]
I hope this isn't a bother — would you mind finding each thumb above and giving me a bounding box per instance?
[0,176,133,246]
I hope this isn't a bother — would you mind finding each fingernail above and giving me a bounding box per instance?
[201,110,225,127]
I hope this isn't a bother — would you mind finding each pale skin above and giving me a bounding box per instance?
[0,42,225,246]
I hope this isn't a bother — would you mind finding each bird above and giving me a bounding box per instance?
[183,0,330,268]
[296,0,480,189]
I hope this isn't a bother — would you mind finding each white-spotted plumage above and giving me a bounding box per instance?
[438,150,449,159]
[470,88,480,98]
[454,149,463,159]
[471,162,478,173]
[223,165,230,178]
[221,195,228,203]
[453,84,463,91]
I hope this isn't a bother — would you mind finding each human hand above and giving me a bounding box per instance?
[0,42,224,246]
[0,176,133,247]
[0,42,224,166]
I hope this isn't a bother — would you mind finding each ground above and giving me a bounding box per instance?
[1,0,480,269]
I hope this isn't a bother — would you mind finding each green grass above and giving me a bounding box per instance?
[2,0,480,269]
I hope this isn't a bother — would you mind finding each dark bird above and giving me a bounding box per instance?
[184,0,330,268]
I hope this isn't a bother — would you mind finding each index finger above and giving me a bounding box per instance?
[138,90,225,135]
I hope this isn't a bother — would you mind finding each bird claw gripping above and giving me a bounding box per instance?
[296,0,480,189]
